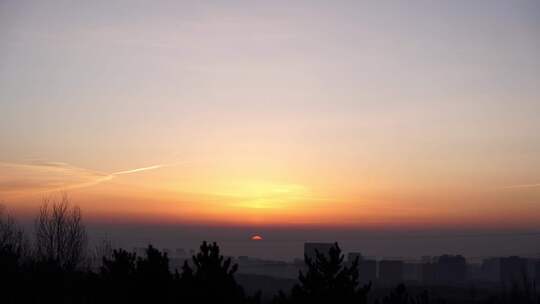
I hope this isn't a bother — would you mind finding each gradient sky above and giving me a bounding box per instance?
[1,0,540,236]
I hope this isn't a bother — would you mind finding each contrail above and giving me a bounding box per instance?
[43,163,174,191]
[502,183,540,189]
[58,162,180,191]
[0,161,183,194]
[112,164,167,175]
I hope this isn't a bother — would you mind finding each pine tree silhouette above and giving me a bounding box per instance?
[100,249,138,303]
[180,241,257,303]
[101,248,137,279]
[136,245,173,303]
[136,245,171,281]
[278,242,371,304]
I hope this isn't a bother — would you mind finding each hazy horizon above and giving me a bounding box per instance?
[8,212,539,260]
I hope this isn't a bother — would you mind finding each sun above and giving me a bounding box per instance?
[251,235,263,241]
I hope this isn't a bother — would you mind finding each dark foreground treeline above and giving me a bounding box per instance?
[1,197,539,304]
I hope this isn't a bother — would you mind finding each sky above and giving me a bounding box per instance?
[1,1,540,257]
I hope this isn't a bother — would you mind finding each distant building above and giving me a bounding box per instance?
[535,261,540,286]
[500,256,527,285]
[304,242,334,261]
[526,259,538,280]
[348,252,376,284]
[468,263,484,282]
[403,262,422,283]
[235,258,304,279]
[422,256,434,263]
[359,259,377,284]
[421,262,437,285]
[420,255,467,285]
[481,258,501,283]
[379,260,404,286]
[436,255,467,284]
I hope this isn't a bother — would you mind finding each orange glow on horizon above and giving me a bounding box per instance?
[1,159,540,231]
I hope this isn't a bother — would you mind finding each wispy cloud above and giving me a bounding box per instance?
[0,161,179,195]
[502,183,540,189]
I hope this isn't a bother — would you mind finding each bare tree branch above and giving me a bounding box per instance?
[35,193,87,270]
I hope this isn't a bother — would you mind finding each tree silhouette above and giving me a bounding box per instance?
[136,245,170,280]
[181,241,256,303]
[376,284,431,304]
[0,206,29,303]
[0,205,27,268]
[277,242,371,304]
[136,245,173,303]
[101,248,137,280]
[99,245,174,303]
[100,248,137,303]
[378,284,410,304]
[35,194,87,271]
